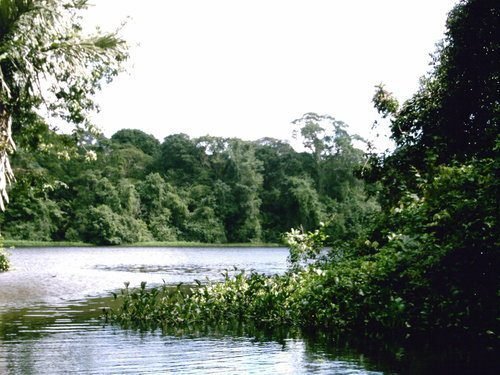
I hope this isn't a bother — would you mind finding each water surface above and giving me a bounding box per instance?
[0,247,386,374]
[0,247,287,309]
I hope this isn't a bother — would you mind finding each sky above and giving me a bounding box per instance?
[84,0,458,152]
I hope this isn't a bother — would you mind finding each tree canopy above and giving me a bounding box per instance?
[0,116,375,245]
[370,0,499,206]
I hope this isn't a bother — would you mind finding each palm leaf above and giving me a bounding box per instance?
[0,0,128,210]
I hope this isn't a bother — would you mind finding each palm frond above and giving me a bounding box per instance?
[0,0,127,210]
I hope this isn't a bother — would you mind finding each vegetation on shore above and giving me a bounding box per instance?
[0,4,375,248]
[2,240,280,248]
[0,116,375,246]
[2,240,93,248]
[0,0,128,270]
[124,242,282,248]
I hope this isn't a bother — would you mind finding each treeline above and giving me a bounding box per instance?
[0,113,379,245]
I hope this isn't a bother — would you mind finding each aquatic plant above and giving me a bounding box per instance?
[106,270,300,331]
[0,247,10,272]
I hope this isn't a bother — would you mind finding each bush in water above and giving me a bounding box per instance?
[0,247,10,272]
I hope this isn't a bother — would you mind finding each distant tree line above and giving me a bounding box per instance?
[0,114,379,245]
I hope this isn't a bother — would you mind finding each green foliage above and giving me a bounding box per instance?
[146,211,178,242]
[254,138,306,241]
[359,0,498,336]
[372,83,399,118]
[105,144,154,181]
[286,176,323,231]
[0,0,128,209]
[78,204,151,246]
[137,173,188,239]
[0,246,9,272]
[223,139,264,242]
[107,271,299,330]
[111,129,160,157]
[284,224,328,267]
[80,205,124,245]
[0,123,374,245]
[368,0,499,207]
[184,206,227,243]
[157,133,207,185]
[368,159,498,333]
[106,247,416,334]
[0,146,68,241]
[110,167,497,335]
[322,185,380,250]
[1,91,374,248]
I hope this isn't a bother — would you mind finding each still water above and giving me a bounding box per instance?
[0,247,493,374]
[0,247,288,310]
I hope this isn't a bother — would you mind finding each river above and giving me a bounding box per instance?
[0,247,495,374]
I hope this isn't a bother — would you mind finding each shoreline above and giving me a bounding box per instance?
[2,240,283,248]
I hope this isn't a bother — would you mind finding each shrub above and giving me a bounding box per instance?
[0,247,10,272]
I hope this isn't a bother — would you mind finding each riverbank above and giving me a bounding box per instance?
[2,240,282,248]
[2,240,93,248]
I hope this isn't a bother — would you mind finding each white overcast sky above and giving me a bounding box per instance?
[84,0,458,151]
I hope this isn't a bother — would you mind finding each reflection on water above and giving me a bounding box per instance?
[94,264,230,275]
[0,297,385,375]
[0,247,387,374]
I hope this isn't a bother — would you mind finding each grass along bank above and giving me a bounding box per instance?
[2,240,93,248]
[1,240,281,248]
[124,241,282,248]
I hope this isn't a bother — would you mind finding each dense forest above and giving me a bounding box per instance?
[0,113,378,245]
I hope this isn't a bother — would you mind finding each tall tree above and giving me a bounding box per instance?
[254,137,310,240]
[0,0,128,209]
[224,140,263,242]
[111,129,160,157]
[157,134,207,185]
[371,0,499,205]
[292,112,365,197]
[364,0,499,333]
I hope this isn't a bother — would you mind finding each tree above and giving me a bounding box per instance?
[194,135,231,181]
[291,113,378,244]
[285,176,322,231]
[254,137,307,241]
[370,0,499,206]
[292,113,365,196]
[0,119,79,241]
[224,140,263,242]
[157,134,208,185]
[363,0,499,335]
[0,0,128,209]
[0,173,64,241]
[137,173,188,240]
[104,144,154,181]
[111,129,160,157]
